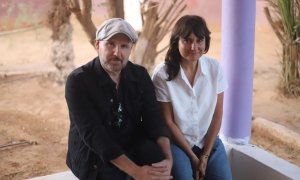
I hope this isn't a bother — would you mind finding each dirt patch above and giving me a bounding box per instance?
[0,75,69,180]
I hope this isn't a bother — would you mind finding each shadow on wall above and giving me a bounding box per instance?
[0,0,270,32]
[0,0,107,32]
[0,0,52,31]
[187,0,271,29]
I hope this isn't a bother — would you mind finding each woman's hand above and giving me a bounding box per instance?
[191,156,200,180]
[198,155,209,179]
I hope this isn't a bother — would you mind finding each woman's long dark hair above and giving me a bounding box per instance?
[165,15,211,81]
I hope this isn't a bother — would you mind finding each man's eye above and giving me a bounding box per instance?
[107,42,114,47]
[121,44,129,49]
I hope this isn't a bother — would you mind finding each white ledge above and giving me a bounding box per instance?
[28,142,300,180]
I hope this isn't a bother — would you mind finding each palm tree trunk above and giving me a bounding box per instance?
[48,0,75,84]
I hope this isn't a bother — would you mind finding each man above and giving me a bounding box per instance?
[65,18,173,180]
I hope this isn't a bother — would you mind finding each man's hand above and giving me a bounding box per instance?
[111,154,172,180]
[133,163,173,180]
[152,159,172,176]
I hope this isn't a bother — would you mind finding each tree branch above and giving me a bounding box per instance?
[264,6,285,45]
[67,0,96,46]
[154,2,186,45]
[157,44,169,55]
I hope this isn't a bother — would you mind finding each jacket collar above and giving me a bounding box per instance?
[93,57,138,87]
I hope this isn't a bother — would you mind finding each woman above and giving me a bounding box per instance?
[152,15,232,180]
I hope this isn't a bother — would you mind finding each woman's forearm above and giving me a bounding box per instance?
[202,93,224,156]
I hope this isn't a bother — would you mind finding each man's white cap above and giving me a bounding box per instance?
[96,18,138,43]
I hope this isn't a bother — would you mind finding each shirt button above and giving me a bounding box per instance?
[110,98,113,103]
[93,164,98,169]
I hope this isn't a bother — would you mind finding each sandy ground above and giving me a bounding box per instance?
[0,15,300,179]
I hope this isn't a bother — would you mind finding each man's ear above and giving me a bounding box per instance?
[95,40,99,49]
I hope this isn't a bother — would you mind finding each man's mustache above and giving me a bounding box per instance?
[110,56,122,61]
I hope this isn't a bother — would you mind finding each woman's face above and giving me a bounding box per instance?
[178,32,206,63]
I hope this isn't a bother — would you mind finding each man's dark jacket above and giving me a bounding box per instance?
[65,57,169,179]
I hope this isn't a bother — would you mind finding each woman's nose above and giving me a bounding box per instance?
[191,41,201,50]
[191,42,197,50]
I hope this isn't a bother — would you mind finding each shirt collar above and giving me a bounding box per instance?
[199,56,208,76]
[179,56,208,80]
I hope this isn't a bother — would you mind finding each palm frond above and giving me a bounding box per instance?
[278,0,294,41]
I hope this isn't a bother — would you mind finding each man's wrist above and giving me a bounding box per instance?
[165,154,173,163]
[110,154,140,178]
[166,157,173,167]
[128,165,141,179]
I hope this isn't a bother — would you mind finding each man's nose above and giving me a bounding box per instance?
[113,46,121,57]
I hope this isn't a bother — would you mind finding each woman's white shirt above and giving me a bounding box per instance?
[152,56,228,148]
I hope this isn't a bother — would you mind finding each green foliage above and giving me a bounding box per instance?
[278,0,294,40]
[265,0,300,97]
[277,0,300,42]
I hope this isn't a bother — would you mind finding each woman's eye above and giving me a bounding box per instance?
[197,39,203,43]
[183,39,190,43]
